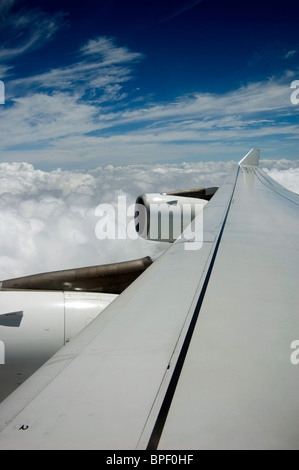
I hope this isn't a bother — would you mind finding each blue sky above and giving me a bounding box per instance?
[0,0,298,169]
[0,0,299,277]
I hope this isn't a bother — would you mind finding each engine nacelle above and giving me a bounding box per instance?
[0,290,117,401]
[135,193,208,242]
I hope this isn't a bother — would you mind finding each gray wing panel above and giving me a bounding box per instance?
[158,163,299,450]
[0,167,239,449]
[0,151,298,450]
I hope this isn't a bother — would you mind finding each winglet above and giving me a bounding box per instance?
[238,149,260,167]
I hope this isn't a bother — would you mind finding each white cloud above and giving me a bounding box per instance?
[2,71,299,167]
[0,92,100,148]
[0,0,17,17]
[7,36,143,100]
[0,65,13,79]
[0,162,164,279]
[0,160,298,281]
[284,50,297,59]
[263,166,299,194]
[80,36,144,65]
[0,7,65,62]
[0,12,298,169]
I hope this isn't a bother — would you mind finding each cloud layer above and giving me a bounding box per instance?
[2,69,298,168]
[0,160,298,280]
[0,2,298,169]
[0,4,298,281]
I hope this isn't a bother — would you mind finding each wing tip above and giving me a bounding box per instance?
[238,149,260,167]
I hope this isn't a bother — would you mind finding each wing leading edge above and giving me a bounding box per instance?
[0,149,298,450]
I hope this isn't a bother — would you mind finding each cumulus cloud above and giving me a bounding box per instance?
[0,161,170,279]
[0,160,298,281]
[263,166,299,194]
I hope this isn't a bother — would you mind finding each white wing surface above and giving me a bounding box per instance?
[0,150,298,449]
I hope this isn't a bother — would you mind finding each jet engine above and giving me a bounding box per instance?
[135,187,217,242]
[0,257,152,401]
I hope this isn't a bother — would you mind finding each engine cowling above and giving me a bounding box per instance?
[135,193,208,242]
[0,257,152,402]
[0,290,118,401]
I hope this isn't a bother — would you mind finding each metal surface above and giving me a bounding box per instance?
[0,291,118,402]
[166,186,218,200]
[1,257,152,294]
[0,150,298,449]
[158,159,299,450]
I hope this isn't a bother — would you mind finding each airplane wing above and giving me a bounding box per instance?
[0,149,298,450]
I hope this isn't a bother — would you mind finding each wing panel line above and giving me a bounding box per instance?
[253,167,299,206]
[146,166,240,450]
